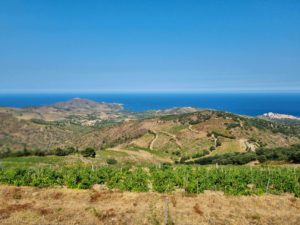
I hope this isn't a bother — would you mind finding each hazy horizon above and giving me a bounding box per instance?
[1,90,300,94]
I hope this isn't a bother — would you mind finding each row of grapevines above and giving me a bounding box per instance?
[0,165,299,196]
[149,166,300,196]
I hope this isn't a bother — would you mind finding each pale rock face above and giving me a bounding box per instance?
[261,112,300,120]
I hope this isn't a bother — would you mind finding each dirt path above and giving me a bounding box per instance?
[159,131,183,149]
[149,130,158,150]
[188,125,200,133]
[211,133,217,147]
[149,129,183,150]
[112,147,171,163]
[239,139,257,152]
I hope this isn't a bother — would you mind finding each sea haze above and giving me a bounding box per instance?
[0,93,300,117]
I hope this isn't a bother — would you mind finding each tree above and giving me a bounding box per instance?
[34,149,46,156]
[81,148,96,158]
[210,146,216,151]
[257,155,267,163]
[289,151,300,163]
[54,148,67,156]
[216,139,222,147]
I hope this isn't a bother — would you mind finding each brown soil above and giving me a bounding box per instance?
[0,185,299,225]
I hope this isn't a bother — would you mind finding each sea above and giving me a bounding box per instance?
[0,93,300,117]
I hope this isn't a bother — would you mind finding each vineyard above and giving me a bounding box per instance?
[0,165,299,196]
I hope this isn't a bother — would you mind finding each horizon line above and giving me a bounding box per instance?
[1,90,300,94]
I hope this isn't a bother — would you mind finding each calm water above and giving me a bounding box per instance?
[0,93,300,117]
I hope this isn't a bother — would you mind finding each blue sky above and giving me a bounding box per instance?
[1,0,300,93]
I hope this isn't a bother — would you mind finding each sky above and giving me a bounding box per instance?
[0,0,300,93]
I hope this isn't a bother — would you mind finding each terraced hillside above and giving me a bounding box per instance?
[117,111,300,162]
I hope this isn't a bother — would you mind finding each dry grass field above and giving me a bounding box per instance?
[0,185,299,225]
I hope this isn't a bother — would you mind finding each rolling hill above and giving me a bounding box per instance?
[1,99,300,164]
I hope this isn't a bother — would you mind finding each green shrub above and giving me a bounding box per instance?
[1,147,78,158]
[53,148,68,156]
[289,151,300,163]
[191,145,300,165]
[216,139,222,147]
[191,150,210,159]
[211,131,236,139]
[210,146,216,151]
[81,148,96,158]
[225,123,240,129]
[106,158,118,165]
[33,150,46,156]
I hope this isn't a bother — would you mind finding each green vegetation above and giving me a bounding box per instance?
[0,155,70,169]
[0,165,299,196]
[244,118,300,137]
[266,118,300,126]
[225,122,240,129]
[159,111,212,125]
[1,107,300,199]
[106,158,118,165]
[0,147,78,158]
[256,145,300,163]
[208,131,236,139]
[190,145,300,165]
[0,150,132,169]
[191,150,210,159]
[216,139,222,147]
[53,147,77,156]
[81,148,96,158]
[93,119,120,128]
[191,152,257,165]
[2,109,300,157]
[0,147,98,159]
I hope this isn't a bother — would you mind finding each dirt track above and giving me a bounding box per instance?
[159,131,183,149]
[0,185,299,225]
[112,148,171,164]
[149,130,182,150]
[149,130,158,150]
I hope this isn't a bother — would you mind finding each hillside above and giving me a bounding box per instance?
[1,99,300,164]
[115,111,300,162]
[0,98,200,126]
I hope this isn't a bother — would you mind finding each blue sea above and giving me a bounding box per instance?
[0,93,300,117]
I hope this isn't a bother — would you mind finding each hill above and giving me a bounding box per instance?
[0,98,124,123]
[1,99,300,164]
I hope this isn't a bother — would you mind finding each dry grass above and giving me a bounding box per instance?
[193,203,204,216]
[0,185,300,225]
